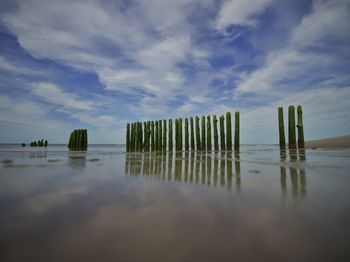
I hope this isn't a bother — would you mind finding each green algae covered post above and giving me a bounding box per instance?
[297,105,305,149]
[207,115,211,151]
[220,115,226,151]
[169,119,173,152]
[288,105,297,149]
[126,123,130,152]
[179,118,183,151]
[163,119,167,151]
[278,107,286,150]
[234,112,240,151]
[226,112,232,151]
[190,117,195,151]
[158,120,162,152]
[213,115,219,151]
[185,118,189,151]
[151,121,155,151]
[195,116,201,151]
[201,116,206,151]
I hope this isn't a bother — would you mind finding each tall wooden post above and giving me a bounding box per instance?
[220,115,226,151]
[201,116,206,151]
[151,121,155,151]
[163,119,167,151]
[234,112,240,151]
[297,105,305,149]
[288,105,297,149]
[278,107,286,150]
[195,116,201,150]
[190,117,195,151]
[226,112,232,151]
[207,115,211,151]
[169,119,173,152]
[185,118,189,151]
[213,115,219,151]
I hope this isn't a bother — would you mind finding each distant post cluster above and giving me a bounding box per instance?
[278,105,305,150]
[126,112,240,152]
[68,129,88,150]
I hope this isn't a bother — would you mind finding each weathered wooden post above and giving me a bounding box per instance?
[175,119,179,151]
[140,122,144,151]
[195,116,201,150]
[213,115,219,151]
[226,112,232,151]
[234,111,240,151]
[126,123,130,152]
[151,121,155,151]
[185,118,189,151]
[207,115,211,151]
[44,140,48,147]
[190,117,195,151]
[158,120,162,151]
[84,129,88,150]
[201,116,206,150]
[169,119,173,152]
[179,118,183,151]
[297,105,305,149]
[76,130,81,149]
[143,122,147,150]
[220,115,226,151]
[155,121,159,151]
[163,119,167,151]
[132,123,136,151]
[288,105,297,149]
[278,107,286,150]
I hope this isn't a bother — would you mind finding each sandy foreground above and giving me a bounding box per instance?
[305,134,350,149]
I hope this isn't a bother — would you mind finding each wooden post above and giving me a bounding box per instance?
[234,112,240,151]
[151,121,155,151]
[207,115,211,151]
[195,116,201,150]
[175,119,179,151]
[185,118,189,151]
[190,117,195,151]
[288,105,297,149]
[169,119,173,152]
[220,115,226,151]
[213,115,219,151]
[158,120,162,151]
[163,119,167,151]
[226,112,232,151]
[297,105,305,149]
[201,116,206,151]
[155,121,159,151]
[278,107,286,150]
[126,123,130,152]
[179,118,183,151]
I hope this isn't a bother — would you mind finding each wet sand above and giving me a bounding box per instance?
[0,145,349,262]
[305,134,350,149]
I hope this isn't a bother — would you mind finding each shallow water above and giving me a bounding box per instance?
[0,145,349,261]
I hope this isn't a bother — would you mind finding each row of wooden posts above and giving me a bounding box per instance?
[126,112,240,152]
[68,129,88,150]
[278,105,304,150]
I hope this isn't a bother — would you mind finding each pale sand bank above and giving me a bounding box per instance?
[305,135,350,149]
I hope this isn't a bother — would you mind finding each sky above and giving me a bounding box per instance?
[0,0,349,144]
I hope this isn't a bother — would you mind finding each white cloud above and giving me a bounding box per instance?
[215,0,275,30]
[235,0,350,98]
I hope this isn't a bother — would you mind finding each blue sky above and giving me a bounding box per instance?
[0,0,349,144]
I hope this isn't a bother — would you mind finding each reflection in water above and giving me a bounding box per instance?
[280,149,307,199]
[125,152,242,191]
[68,151,86,168]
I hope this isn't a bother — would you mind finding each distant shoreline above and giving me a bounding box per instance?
[305,135,350,149]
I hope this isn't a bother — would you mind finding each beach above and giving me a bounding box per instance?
[0,143,349,261]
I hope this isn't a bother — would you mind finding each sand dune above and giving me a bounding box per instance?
[305,135,350,149]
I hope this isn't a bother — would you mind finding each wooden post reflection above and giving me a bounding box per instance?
[235,152,241,191]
